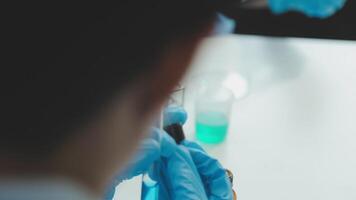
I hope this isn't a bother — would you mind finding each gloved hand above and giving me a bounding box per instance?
[268,0,347,18]
[159,106,233,200]
[105,106,233,200]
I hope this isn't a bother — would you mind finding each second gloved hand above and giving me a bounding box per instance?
[268,0,346,18]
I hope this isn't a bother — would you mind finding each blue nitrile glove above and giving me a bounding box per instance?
[152,128,208,199]
[161,105,233,200]
[163,105,188,127]
[182,140,233,199]
[104,128,180,200]
[105,106,233,200]
[268,0,346,18]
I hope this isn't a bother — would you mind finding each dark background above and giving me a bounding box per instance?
[233,1,356,40]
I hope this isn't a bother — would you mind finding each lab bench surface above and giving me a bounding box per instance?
[116,35,356,200]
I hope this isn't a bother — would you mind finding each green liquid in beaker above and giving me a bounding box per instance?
[196,111,229,144]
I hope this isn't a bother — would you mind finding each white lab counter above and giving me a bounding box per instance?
[117,35,356,200]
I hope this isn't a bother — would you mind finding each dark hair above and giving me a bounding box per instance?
[1,1,216,159]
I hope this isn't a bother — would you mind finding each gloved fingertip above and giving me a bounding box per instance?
[163,105,187,127]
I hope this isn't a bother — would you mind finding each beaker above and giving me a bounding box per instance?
[195,83,233,144]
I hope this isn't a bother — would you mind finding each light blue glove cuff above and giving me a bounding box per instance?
[268,0,346,18]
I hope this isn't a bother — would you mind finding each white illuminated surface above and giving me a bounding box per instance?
[113,176,141,200]
[117,35,356,200]
[184,35,356,200]
[223,73,249,100]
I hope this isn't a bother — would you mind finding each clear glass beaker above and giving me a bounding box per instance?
[195,83,233,144]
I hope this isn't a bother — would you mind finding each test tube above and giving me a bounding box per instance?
[164,85,185,143]
[141,165,159,200]
[141,85,185,200]
[167,85,185,107]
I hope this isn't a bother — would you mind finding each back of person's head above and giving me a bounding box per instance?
[1,0,216,195]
